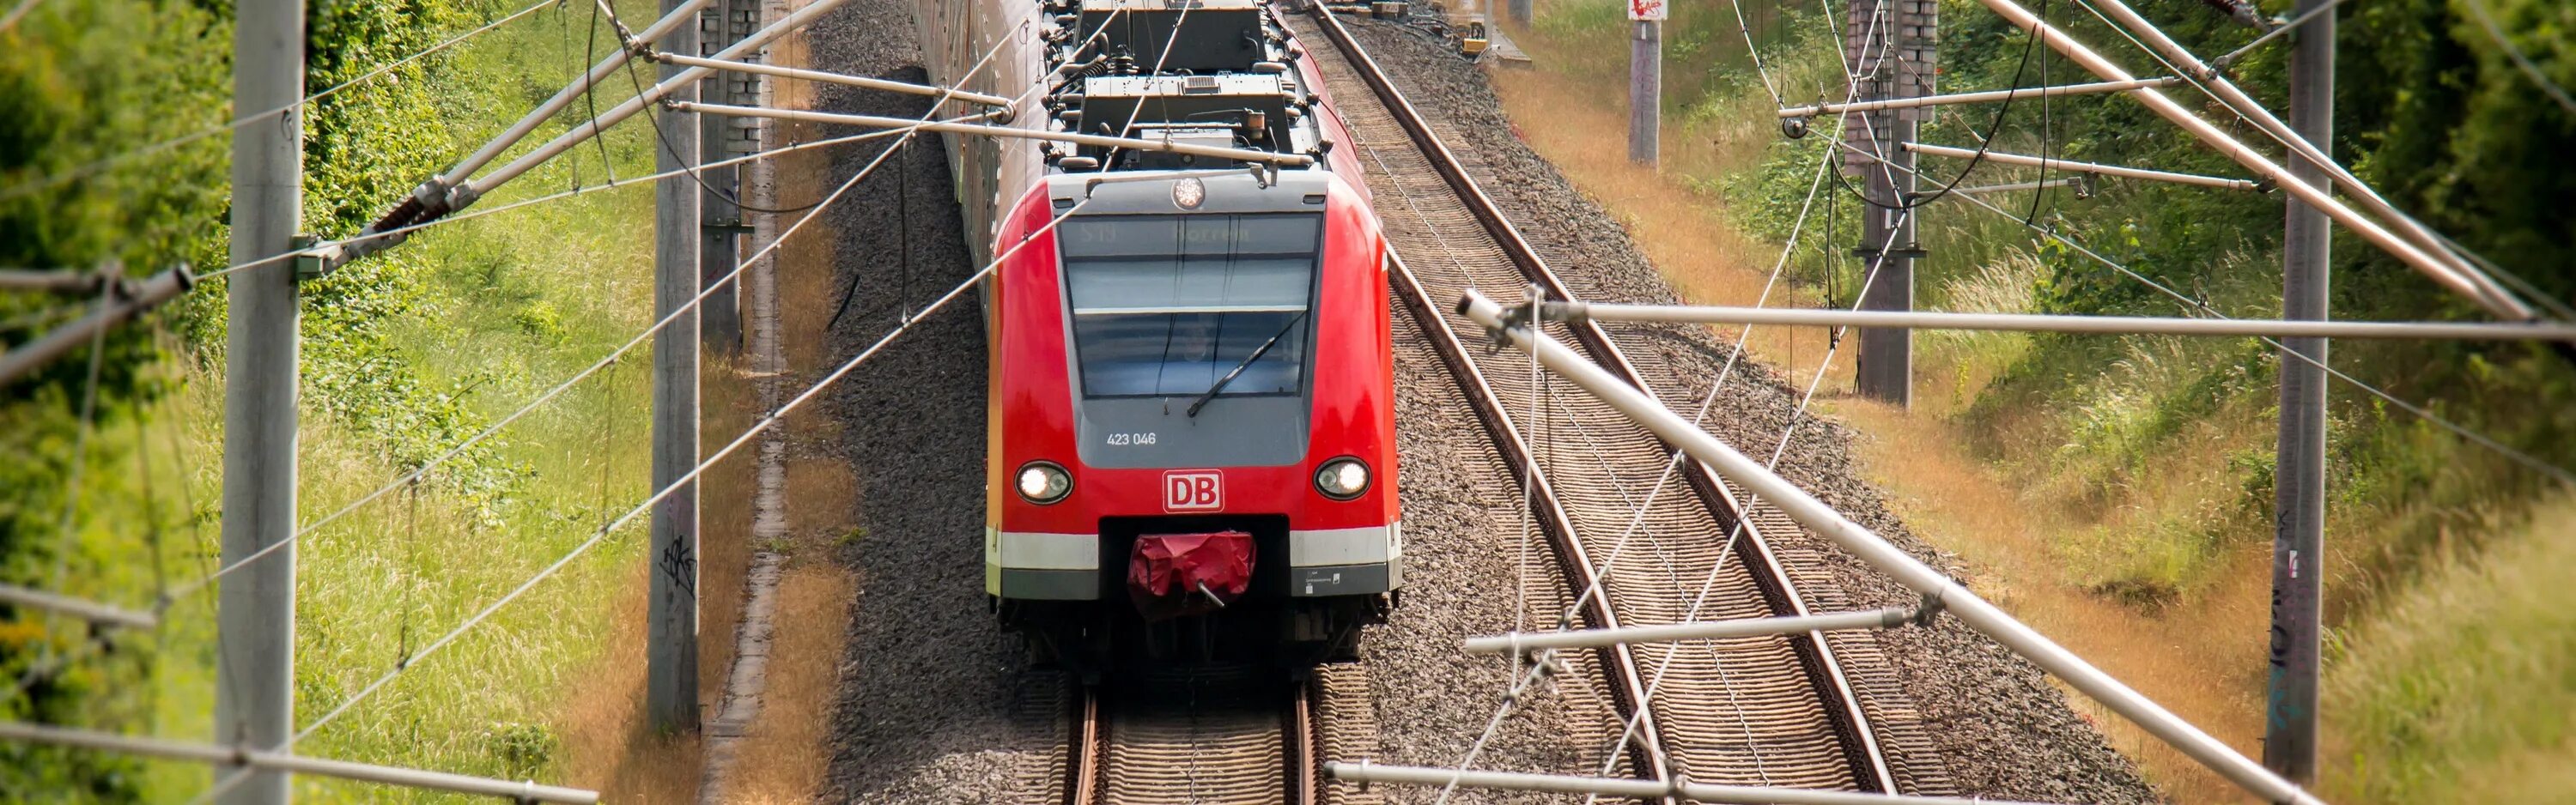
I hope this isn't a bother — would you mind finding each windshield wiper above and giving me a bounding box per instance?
[1185,311,1308,418]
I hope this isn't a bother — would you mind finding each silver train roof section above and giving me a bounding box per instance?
[1039,0,1326,173]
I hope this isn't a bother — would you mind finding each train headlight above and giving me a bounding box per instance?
[1017,461,1072,505]
[1315,457,1370,500]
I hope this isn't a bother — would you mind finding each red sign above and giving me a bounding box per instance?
[1163,470,1223,511]
[1629,0,1667,20]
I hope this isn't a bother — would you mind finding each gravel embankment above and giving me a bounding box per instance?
[805,3,1060,801]
[798,5,2159,802]
[1340,20,2161,804]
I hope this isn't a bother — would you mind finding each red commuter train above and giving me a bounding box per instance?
[979,0,1398,671]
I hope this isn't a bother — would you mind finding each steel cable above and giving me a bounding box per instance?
[1823,130,2576,487]
[0,0,560,203]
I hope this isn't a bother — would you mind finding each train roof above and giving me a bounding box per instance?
[1038,0,1327,174]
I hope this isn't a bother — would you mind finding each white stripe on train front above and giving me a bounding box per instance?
[1288,522,1400,566]
[990,529,1098,570]
[989,524,1400,569]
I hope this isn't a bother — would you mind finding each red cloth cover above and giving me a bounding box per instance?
[1126,530,1255,619]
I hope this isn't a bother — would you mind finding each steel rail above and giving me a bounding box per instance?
[1067,685,1100,805]
[1288,681,1319,805]
[1460,290,2330,805]
[1387,247,1678,796]
[1303,6,1896,793]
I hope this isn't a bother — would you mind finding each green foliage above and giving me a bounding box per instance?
[2325,498,2576,802]
[5,0,666,797]
[1,0,231,796]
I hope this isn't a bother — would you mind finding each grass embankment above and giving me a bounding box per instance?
[2,0,822,798]
[1490,1,2576,802]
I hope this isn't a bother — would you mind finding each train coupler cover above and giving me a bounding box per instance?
[1126,530,1255,620]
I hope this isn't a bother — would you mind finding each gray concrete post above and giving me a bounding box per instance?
[1630,20,1661,166]
[649,0,704,735]
[216,0,303,799]
[2266,0,2333,784]
[698,0,745,355]
[1855,127,1916,407]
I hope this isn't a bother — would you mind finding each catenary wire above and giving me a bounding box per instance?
[1823,130,2576,487]
[1580,194,1916,797]
[0,0,559,203]
[191,191,1098,804]
[176,35,1028,597]
[0,0,39,32]
[2463,0,2576,115]
[1409,5,1877,789]
[197,124,914,283]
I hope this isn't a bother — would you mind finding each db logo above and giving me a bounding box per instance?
[1163,470,1222,511]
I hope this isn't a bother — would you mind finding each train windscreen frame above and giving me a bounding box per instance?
[1059,213,1322,402]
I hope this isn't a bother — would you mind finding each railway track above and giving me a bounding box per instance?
[1293,7,1926,796]
[1053,665,1376,805]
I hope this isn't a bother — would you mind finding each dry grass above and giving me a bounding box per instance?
[723,566,855,803]
[548,9,858,796]
[1489,16,2279,799]
[1831,400,2271,802]
[555,565,705,803]
[2319,494,2576,803]
[1485,65,1856,396]
[688,15,866,793]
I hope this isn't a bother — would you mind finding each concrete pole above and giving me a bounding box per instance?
[649,0,703,735]
[216,0,301,799]
[1851,0,1929,407]
[1855,118,1917,407]
[1629,20,1661,166]
[698,0,744,355]
[2265,0,2332,784]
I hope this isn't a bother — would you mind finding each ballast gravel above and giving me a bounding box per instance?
[802,4,2160,803]
[1340,19,2162,805]
[805,3,1061,802]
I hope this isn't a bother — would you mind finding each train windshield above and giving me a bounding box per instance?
[1060,213,1321,400]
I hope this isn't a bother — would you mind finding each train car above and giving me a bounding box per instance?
[957,0,1400,672]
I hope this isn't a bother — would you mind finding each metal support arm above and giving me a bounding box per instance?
[1466,607,1923,655]
[1776,77,2180,118]
[1538,303,2576,341]
[671,102,1317,166]
[0,584,158,629]
[1325,761,2057,804]
[649,51,1015,107]
[1965,0,2533,320]
[0,723,598,803]
[1459,289,2327,805]
[0,265,195,388]
[1905,142,2262,191]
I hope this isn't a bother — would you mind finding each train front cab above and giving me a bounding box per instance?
[983,168,1397,670]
